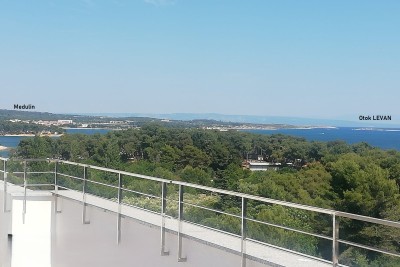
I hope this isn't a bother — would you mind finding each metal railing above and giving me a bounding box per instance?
[1,157,400,267]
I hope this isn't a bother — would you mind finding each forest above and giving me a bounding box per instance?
[0,120,64,135]
[10,123,400,266]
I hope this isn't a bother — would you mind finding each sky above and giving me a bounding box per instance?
[0,0,399,122]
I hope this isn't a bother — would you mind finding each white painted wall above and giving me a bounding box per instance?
[11,200,51,267]
[0,189,52,267]
[0,190,12,267]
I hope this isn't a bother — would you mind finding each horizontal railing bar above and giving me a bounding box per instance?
[9,171,55,175]
[339,239,400,258]
[57,173,85,181]
[5,183,24,187]
[57,160,335,215]
[85,179,120,190]
[25,183,55,186]
[57,161,400,227]
[27,171,54,174]
[23,171,54,174]
[182,183,334,215]
[245,217,333,241]
[247,237,333,265]
[336,211,400,228]
[182,219,242,238]
[59,160,173,183]
[121,188,161,199]
[3,158,400,230]
[0,157,57,162]
[52,194,170,220]
[182,201,242,219]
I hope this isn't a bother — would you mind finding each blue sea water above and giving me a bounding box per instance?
[0,128,112,157]
[0,136,29,157]
[244,127,400,151]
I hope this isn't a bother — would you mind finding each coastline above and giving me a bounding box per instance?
[61,127,114,130]
[0,145,9,151]
[2,134,35,137]
[0,128,113,138]
[1,134,64,137]
[205,125,338,131]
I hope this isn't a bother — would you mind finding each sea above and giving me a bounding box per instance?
[1,127,400,158]
[0,128,111,158]
[244,127,400,150]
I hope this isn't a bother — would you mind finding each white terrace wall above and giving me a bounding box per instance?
[0,190,12,267]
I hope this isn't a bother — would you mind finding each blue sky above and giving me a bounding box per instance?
[0,0,399,122]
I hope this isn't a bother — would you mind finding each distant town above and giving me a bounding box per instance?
[0,109,302,136]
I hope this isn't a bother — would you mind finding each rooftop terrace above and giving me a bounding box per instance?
[1,157,400,267]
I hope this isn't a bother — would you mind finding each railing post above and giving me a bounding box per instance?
[3,159,9,213]
[241,197,247,267]
[160,181,169,256]
[54,161,62,214]
[54,161,58,193]
[82,165,90,224]
[332,214,339,267]
[178,184,186,262]
[23,160,27,224]
[117,172,122,244]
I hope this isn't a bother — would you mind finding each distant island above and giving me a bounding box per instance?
[2,109,398,137]
[81,112,400,128]
[0,109,317,136]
